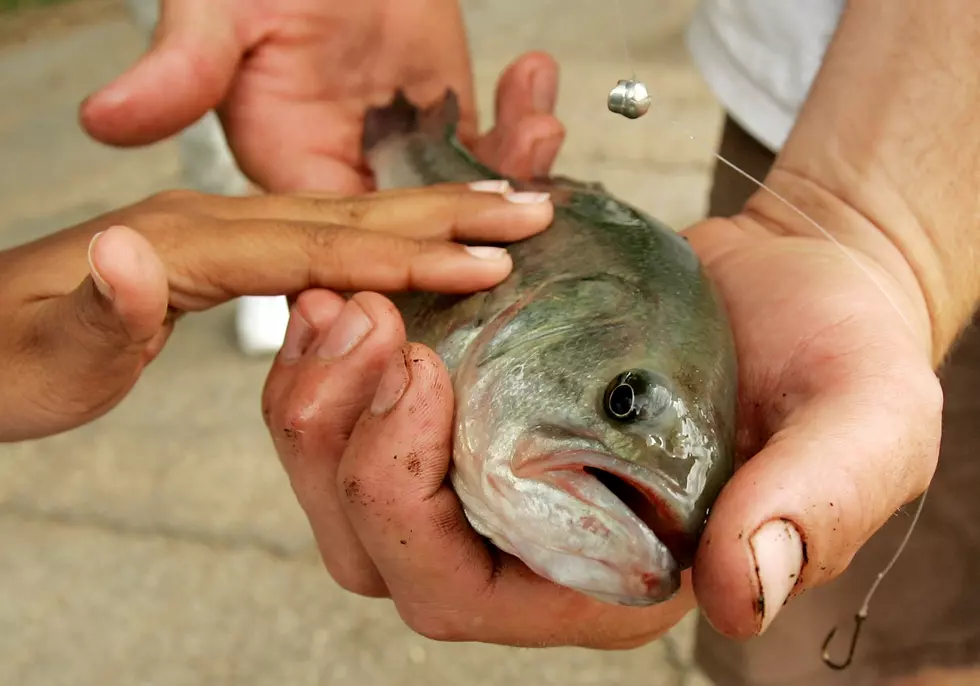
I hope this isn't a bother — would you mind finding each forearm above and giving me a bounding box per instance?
[746,0,979,365]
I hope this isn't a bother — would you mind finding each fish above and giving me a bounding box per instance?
[362,90,738,606]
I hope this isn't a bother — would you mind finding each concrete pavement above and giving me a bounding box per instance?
[0,1,722,684]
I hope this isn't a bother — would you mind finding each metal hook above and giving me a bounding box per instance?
[821,611,867,670]
[819,490,931,671]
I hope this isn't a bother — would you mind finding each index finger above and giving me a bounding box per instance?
[169,182,555,244]
[161,214,533,311]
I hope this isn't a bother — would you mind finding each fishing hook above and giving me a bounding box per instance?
[819,487,930,671]
[821,610,867,669]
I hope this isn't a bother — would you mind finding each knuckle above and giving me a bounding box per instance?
[304,223,341,252]
[259,385,279,430]
[332,575,385,598]
[450,192,473,229]
[260,377,291,433]
[264,383,325,450]
[276,394,323,437]
[899,370,944,494]
[179,50,233,105]
[144,189,203,208]
[325,563,388,598]
[915,370,945,418]
[399,604,465,642]
[314,197,369,225]
[402,237,429,264]
[121,209,191,245]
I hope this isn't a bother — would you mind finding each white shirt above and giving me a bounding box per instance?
[686,0,845,152]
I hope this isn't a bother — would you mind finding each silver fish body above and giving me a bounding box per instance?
[364,91,738,606]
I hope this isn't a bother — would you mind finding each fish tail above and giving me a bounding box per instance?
[361,89,462,156]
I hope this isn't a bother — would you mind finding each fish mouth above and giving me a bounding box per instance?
[515,448,697,570]
[582,466,691,565]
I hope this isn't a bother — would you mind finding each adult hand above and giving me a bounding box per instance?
[684,192,940,638]
[0,183,552,442]
[80,0,564,193]
[262,291,696,648]
[262,177,941,650]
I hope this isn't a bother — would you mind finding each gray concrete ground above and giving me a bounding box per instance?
[0,1,723,684]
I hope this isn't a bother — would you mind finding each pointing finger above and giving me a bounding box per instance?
[173,218,519,303]
[188,183,554,243]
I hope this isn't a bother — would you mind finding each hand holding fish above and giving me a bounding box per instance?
[681,208,941,639]
[0,185,553,442]
[262,20,979,642]
[261,171,944,648]
[78,0,564,193]
[262,292,698,648]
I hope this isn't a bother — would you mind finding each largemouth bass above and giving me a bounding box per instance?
[365,90,737,606]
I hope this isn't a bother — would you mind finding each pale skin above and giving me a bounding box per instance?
[42,0,980,683]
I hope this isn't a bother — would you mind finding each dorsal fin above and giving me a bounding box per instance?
[362,89,462,155]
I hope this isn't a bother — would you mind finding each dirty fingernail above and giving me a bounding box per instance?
[464,245,509,260]
[750,519,804,634]
[318,299,374,360]
[280,308,313,362]
[371,349,410,416]
[469,180,512,193]
[505,192,550,204]
[87,231,114,302]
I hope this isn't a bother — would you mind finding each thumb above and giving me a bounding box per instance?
[43,226,170,417]
[692,372,942,639]
[79,225,171,347]
[6,227,174,441]
[80,0,245,147]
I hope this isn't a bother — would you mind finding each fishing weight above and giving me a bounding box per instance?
[607,79,651,119]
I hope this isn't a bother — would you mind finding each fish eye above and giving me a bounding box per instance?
[602,370,671,423]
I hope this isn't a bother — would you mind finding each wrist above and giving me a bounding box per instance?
[737,0,980,368]
[738,167,941,362]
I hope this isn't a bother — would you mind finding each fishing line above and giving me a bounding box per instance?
[612,0,636,80]
[601,0,929,669]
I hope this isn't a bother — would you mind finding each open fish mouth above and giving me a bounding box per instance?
[513,446,696,571]
[581,465,696,569]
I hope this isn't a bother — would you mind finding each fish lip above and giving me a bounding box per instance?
[513,446,684,602]
[513,444,683,544]
[523,447,655,498]
[513,440,698,569]
[513,446,666,516]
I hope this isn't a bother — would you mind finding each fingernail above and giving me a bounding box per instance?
[317,299,374,360]
[505,192,551,204]
[279,308,313,363]
[87,231,114,302]
[92,83,126,108]
[750,519,804,634]
[464,245,509,260]
[371,348,410,416]
[469,180,512,193]
[531,68,557,113]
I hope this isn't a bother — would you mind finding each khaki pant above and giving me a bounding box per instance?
[694,118,980,686]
